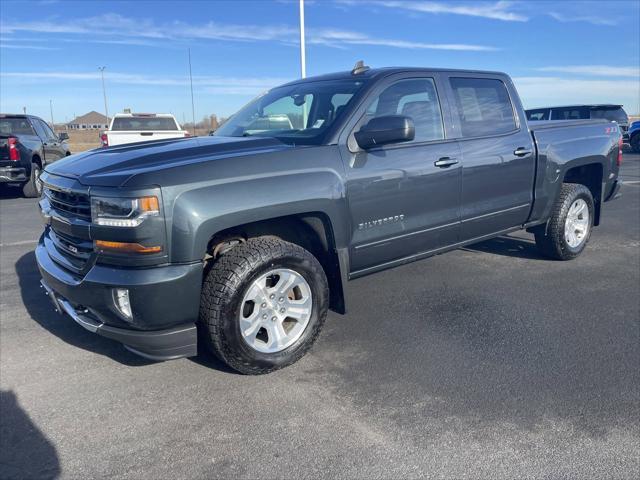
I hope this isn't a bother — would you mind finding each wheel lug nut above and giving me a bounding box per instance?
[262,314,268,319]
[280,308,285,313]
[271,316,277,322]
[261,302,267,308]
[278,297,284,302]
[270,294,275,299]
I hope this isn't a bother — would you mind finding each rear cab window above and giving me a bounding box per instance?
[449,77,516,137]
[0,118,36,136]
[590,107,628,124]
[550,107,589,120]
[111,117,179,131]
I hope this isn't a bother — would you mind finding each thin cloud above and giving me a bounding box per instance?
[340,0,528,22]
[0,43,59,50]
[513,76,639,111]
[536,65,640,78]
[1,13,496,52]
[0,71,290,92]
[547,11,617,26]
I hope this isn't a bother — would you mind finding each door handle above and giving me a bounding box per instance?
[434,157,459,168]
[513,147,533,157]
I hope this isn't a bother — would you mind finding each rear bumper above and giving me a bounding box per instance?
[36,236,202,360]
[0,166,27,182]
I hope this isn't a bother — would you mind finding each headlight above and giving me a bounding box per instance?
[91,196,159,227]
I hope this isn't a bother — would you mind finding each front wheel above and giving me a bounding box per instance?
[630,134,640,154]
[199,236,329,374]
[534,183,594,260]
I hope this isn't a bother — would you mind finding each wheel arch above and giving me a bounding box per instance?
[562,162,603,226]
[204,212,348,314]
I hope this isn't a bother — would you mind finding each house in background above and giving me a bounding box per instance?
[67,111,109,130]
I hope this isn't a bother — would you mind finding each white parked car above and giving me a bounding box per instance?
[101,113,189,147]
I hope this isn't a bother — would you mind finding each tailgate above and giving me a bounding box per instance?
[107,131,185,146]
[0,136,11,163]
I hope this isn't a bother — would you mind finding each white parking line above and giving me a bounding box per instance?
[0,240,39,247]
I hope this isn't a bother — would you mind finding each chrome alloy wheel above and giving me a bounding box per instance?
[564,198,590,248]
[239,269,313,353]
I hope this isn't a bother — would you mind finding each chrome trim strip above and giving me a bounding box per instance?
[461,203,530,222]
[355,221,459,250]
[354,204,530,251]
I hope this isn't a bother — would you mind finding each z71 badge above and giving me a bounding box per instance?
[358,214,405,230]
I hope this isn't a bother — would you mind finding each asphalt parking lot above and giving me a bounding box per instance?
[1,154,639,479]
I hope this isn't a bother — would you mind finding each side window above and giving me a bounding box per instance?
[449,77,516,137]
[526,109,549,121]
[39,119,56,140]
[31,119,49,141]
[364,78,445,143]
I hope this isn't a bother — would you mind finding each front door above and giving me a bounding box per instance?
[444,75,535,240]
[340,75,462,274]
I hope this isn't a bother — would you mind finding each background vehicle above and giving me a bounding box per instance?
[101,113,189,147]
[526,104,630,140]
[0,114,70,197]
[628,120,640,152]
[37,66,622,374]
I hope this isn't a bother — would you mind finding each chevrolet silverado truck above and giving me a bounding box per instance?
[100,113,189,147]
[0,114,70,197]
[37,66,623,374]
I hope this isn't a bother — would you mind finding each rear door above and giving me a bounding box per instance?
[444,74,535,241]
[340,73,462,274]
[32,118,63,164]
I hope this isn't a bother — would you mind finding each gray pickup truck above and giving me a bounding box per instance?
[37,65,623,374]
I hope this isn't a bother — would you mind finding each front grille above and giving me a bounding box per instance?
[41,177,94,275]
[44,186,91,220]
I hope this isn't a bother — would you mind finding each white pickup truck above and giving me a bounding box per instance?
[101,113,189,147]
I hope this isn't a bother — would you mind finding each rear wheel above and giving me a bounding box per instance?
[199,236,329,374]
[534,183,594,260]
[22,162,42,198]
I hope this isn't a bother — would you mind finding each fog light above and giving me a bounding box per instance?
[113,288,132,319]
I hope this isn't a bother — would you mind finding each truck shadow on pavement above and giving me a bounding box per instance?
[462,234,545,260]
[15,251,234,372]
[0,390,60,480]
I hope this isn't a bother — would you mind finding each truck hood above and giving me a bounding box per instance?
[45,135,294,187]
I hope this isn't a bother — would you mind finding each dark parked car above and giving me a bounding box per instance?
[526,104,630,141]
[0,114,71,197]
[37,66,622,374]
[628,120,640,153]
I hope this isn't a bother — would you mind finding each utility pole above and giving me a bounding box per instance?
[23,106,26,114]
[188,48,196,136]
[98,66,109,121]
[49,99,55,127]
[299,0,306,79]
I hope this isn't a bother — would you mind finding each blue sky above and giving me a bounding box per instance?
[1,0,639,123]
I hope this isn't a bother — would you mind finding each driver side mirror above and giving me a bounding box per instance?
[58,132,69,141]
[354,115,415,150]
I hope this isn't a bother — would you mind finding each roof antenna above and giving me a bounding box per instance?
[351,60,370,75]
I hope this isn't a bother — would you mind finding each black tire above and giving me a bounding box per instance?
[534,183,594,260]
[631,134,640,154]
[22,162,42,198]
[199,236,329,374]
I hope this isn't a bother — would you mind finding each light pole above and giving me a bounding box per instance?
[299,0,306,79]
[49,99,55,128]
[188,48,196,136]
[98,66,109,122]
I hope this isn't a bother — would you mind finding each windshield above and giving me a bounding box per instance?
[214,79,366,145]
[111,116,179,131]
[590,107,628,123]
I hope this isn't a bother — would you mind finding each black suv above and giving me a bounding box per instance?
[0,114,71,197]
[525,104,630,141]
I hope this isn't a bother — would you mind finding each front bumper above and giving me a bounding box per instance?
[36,237,202,360]
[0,166,27,183]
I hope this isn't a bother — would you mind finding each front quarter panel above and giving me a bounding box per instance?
[163,146,349,263]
